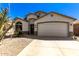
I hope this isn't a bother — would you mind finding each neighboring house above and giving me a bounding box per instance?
[12,11,76,37]
[73,20,79,36]
[5,20,14,36]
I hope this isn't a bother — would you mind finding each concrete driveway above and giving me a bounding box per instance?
[18,37,79,56]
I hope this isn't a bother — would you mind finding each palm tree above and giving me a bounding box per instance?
[0,8,14,42]
[0,8,8,35]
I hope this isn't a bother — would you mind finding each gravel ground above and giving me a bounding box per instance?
[0,37,33,56]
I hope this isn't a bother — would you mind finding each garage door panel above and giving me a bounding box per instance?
[38,22,68,37]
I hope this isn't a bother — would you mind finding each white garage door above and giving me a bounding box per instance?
[38,22,68,37]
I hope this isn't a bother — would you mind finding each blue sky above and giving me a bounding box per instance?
[0,3,79,20]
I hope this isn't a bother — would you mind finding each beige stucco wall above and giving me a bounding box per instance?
[14,19,28,32]
[27,14,37,20]
[38,13,46,17]
[22,21,28,31]
[35,13,46,18]
[34,13,75,33]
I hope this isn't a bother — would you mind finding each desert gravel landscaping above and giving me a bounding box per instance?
[0,37,32,56]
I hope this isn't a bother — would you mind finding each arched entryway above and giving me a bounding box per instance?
[15,22,22,35]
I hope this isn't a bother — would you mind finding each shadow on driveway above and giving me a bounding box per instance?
[23,35,76,41]
[4,34,76,41]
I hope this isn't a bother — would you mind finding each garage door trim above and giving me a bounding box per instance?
[37,21,69,37]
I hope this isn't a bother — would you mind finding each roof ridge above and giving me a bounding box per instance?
[35,11,76,22]
[49,11,76,20]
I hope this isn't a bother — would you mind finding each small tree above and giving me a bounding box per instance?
[0,8,15,42]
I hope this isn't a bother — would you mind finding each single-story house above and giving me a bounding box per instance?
[11,11,76,37]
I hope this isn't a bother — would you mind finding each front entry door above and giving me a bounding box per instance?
[15,22,22,35]
[29,24,34,35]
